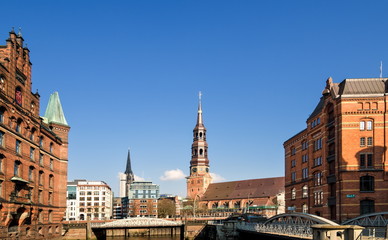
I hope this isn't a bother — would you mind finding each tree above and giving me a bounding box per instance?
[158,199,176,218]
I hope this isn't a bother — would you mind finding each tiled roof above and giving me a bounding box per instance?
[201,177,284,201]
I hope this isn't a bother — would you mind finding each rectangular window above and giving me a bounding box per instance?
[291,147,296,156]
[367,137,373,146]
[314,172,322,186]
[366,121,372,130]
[302,168,308,180]
[291,160,296,168]
[360,121,365,130]
[314,138,322,151]
[38,190,43,203]
[0,131,4,147]
[314,157,322,167]
[16,140,21,154]
[314,191,323,205]
[14,161,20,176]
[302,154,308,163]
[360,153,373,169]
[39,154,43,166]
[360,137,365,147]
[360,176,374,192]
[30,147,35,161]
[291,172,296,183]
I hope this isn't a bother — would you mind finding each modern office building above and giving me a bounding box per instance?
[0,29,70,239]
[65,180,113,220]
[284,77,388,222]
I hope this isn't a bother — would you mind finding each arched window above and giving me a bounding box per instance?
[199,148,203,155]
[49,142,53,153]
[30,128,36,141]
[39,171,44,185]
[28,166,34,181]
[360,176,374,192]
[291,188,296,200]
[16,118,22,133]
[302,185,308,198]
[14,161,21,176]
[49,174,54,188]
[15,86,23,106]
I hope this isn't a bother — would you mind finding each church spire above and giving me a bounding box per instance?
[197,91,203,126]
[125,149,134,185]
[187,92,212,199]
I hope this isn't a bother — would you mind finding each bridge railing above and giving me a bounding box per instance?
[236,222,313,238]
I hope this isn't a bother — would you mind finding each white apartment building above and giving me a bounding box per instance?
[65,180,113,221]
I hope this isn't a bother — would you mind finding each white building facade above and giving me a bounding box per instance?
[65,180,113,221]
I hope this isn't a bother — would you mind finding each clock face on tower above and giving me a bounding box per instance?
[192,168,197,173]
[206,168,209,173]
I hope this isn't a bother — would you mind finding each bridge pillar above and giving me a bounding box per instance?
[312,224,364,240]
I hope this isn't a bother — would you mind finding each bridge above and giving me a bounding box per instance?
[91,217,185,240]
[233,212,388,239]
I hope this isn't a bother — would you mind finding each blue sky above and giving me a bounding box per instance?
[2,1,388,197]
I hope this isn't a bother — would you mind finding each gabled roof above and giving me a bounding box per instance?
[44,92,68,126]
[201,177,284,201]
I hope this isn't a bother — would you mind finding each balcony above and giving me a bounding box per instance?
[327,174,336,184]
[10,191,31,204]
[326,120,335,128]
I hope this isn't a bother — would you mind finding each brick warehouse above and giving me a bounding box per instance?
[0,29,69,239]
[284,77,388,222]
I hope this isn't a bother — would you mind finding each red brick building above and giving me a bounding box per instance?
[284,77,388,222]
[0,29,69,239]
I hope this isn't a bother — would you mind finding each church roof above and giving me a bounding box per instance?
[201,177,284,201]
[44,92,68,126]
[125,149,133,175]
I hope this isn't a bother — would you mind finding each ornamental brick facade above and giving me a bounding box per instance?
[0,29,69,239]
[284,77,388,223]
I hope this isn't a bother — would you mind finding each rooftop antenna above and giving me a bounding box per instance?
[380,61,383,78]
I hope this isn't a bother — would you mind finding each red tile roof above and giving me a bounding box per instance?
[201,177,284,201]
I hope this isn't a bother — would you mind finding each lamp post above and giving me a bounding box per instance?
[246,193,251,214]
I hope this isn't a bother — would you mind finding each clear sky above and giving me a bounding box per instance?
[2,1,388,197]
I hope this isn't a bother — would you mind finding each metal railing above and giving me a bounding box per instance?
[361,228,387,240]
[237,222,313,238]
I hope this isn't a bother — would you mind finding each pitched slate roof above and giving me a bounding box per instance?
[338,78,386,96]
[201,177,284,201]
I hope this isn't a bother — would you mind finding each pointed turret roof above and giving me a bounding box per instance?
[196,91,204,127]
[125,149,133,175]
[44,92,68,126]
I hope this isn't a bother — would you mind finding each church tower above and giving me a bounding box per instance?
[119,149,135,197]
[187,92,212,199]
